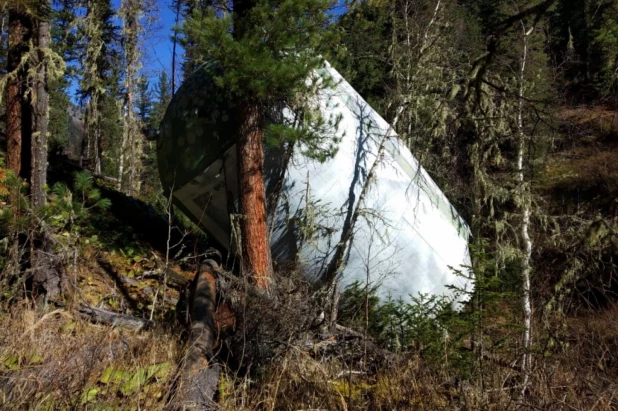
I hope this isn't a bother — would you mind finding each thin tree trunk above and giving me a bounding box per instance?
[94,110,102,174]
[119,0,140,195]
[171,0,181,95]
[517,22,534,395]
[127,83,135,195]
[235,100,273,289]
[117,109,126,191]
[85,95,102,174]
[321,137,387,287]
[30,8,50,211]
[83,0,104,174]
[321,112,400,288]
[132,115,142,194]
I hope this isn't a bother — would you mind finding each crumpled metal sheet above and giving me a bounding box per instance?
[158,62,472,303]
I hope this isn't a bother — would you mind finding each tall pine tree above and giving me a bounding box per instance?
[183,0,337,289]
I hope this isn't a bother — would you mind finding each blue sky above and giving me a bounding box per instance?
[132,0,347,80]
[71,0,347,101]
[110,0,178,80]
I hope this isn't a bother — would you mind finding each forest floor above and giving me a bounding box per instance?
[0,106,618,409]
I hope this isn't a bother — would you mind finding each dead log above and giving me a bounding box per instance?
[175,260,220,410]
[78,304,154,331]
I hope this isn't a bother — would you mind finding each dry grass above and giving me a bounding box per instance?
[0,302,180,409]
[2,293,618,409]
[0,232,191,409]
[1,249,616,410]
[1,151,617,409]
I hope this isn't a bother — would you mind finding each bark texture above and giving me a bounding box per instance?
[229,0,273,290]
[235,101,273,289]
[517,22,534,395]
[30,9,50,210]
[30,3,62,299]
[6,9,31,177]
[79,304,155,330]
[118,0,143,195]
[177,260,220,410]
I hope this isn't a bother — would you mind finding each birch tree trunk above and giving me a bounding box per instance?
[517,22,534,394]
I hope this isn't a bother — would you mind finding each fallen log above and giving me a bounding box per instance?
[174,260,220,410]
[78,304,155,331]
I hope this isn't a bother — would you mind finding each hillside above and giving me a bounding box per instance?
[1,118,617,408]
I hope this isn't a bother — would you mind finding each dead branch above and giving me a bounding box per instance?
[137,268,190,289]
[78,304,155,331]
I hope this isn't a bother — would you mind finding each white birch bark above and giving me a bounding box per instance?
[118,106,127,191]
[517,21,535,395]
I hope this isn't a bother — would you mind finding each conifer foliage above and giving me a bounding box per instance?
[182,0,337,289]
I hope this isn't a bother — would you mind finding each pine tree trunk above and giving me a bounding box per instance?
[235,101,273,289]
[177,261,220,408]
[229,0,273,289]
[6,7,30,289]
[6,9,30,177]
